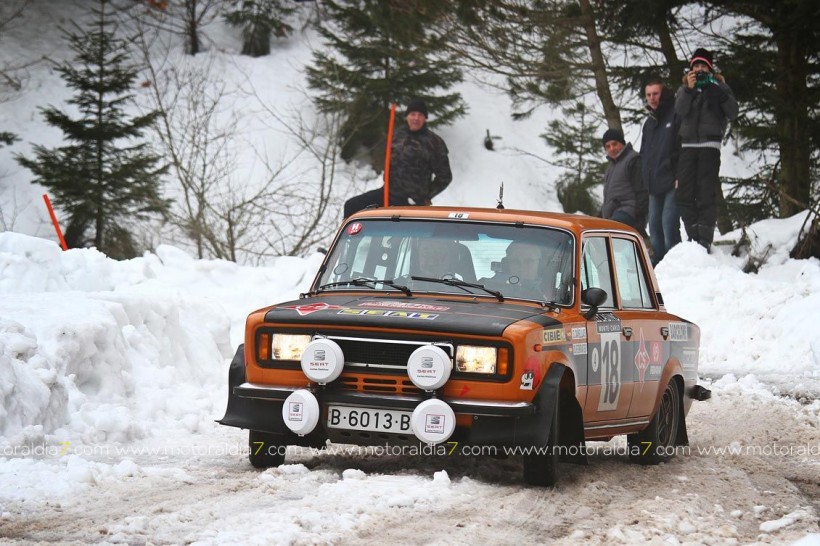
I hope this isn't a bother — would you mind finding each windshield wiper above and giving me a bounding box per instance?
[314,277,412,296]
[410,276,504,302]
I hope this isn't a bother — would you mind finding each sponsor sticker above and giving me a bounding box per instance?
[287,401,303,422]
[572,342,587,356]
[596,313,622,333]
[347,222,363,235]
[359,301,449,311]
[650,341,663,364]
[520,370,534,390]
[542,328,566,344]
[338,309,438,320]
[425,414,446,434]
[448,212,470,219]
[280,302,342,316]
[669,322,689,341]
[681,348,698,370]
[634,329,650,388]
[571,326,587,340]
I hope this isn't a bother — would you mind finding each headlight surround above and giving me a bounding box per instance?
[270,334,312,360]
[455,345,497,374]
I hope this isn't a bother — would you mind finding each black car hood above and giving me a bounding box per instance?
[263,295,558,336]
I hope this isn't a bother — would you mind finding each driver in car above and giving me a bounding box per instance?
[417,239,460,279]
[481,241,545,299]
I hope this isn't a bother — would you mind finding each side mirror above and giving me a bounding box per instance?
[317,247,328,255]
[581,287,607,319]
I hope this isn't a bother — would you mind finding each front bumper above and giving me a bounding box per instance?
[235,382,535,416]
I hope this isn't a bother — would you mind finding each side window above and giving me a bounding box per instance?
[580,237,614,308]
[611,238,654,309]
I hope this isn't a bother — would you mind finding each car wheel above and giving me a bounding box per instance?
[522,397,559,486]
[248,430,286,469]
[628,379,680,465]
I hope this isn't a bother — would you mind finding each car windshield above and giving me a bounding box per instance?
[317,219,576,305]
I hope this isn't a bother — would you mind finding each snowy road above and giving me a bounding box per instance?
[2,378,818,545]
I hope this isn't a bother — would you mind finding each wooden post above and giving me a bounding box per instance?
[42,193,68,251]
[383,103,397,207]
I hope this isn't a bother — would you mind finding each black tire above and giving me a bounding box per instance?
[522,397,560,486]
[628,379,681,465]
[248,430,286,469]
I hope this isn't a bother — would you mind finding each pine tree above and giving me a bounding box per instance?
[16,0,168,259]
[224,0,295,57]
[540,102,606,216]
[306,0,466,170]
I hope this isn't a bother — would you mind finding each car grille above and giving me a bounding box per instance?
[326,336,453,371]
[338,376,422,395]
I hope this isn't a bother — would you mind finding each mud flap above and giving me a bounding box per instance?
[516,365,587,464]
[216,346,295,435]
[558,387,587,465]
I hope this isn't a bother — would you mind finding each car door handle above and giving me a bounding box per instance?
[622,326,633,338]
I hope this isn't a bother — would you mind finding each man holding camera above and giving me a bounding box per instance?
[675,48,738,252]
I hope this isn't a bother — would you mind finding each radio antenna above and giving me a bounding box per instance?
[496,182,505,209]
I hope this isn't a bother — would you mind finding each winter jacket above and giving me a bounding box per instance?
[641,89,679,196]
[675,79,738,145]
[389,124,452,204]
[602,143,647,224]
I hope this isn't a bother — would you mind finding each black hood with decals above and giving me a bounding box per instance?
[263,295,559,336]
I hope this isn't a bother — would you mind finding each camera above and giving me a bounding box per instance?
[695,72,709,82]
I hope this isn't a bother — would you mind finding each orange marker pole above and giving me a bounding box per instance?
[42,193,68,251]
[383,103,397,207]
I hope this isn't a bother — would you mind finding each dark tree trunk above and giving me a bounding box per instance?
[774,30,811,217]
[578,0,621,129]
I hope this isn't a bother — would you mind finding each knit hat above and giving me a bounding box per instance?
[689,48,714,70]
[405,98,428,118]
[601,128,625,146]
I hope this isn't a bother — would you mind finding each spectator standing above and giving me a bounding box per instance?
[641,78,681,265]
[344,98,452,217]
[674,48,738,252]
[601,128,648,233]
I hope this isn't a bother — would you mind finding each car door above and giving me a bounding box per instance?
[608,235,667,419]
[579,234,635,425]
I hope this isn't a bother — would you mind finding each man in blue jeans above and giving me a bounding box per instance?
[641,77,681,265]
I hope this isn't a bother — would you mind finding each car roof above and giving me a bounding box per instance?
[348,206,639,236]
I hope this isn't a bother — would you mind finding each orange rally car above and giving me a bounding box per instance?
[218,206,711,486]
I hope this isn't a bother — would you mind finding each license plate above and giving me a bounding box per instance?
[327,406,412,433]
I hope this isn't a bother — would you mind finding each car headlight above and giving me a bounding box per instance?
[269,334,312,360]
[455,345,497,374]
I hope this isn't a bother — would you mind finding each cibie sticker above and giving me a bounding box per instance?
[542,328,566,344]
[347,222,363,235]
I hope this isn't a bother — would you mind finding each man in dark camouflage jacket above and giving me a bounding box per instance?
[344,98,452,217]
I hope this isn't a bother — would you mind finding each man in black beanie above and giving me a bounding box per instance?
[344,98,452,217]
[600,128,647,233]
[675,47,738,252]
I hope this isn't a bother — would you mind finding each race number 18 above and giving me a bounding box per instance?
[597,331,621,411]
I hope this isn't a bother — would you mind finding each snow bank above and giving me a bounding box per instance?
[0,232,322,448]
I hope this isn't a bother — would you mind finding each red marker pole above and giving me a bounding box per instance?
[42,193,68,251]
[383,103,397,207]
